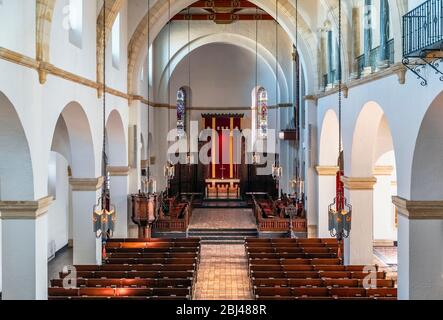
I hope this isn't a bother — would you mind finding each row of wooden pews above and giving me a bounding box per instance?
[49,238,200,300]
[245,238,397,300]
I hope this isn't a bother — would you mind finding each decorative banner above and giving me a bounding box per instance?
[257,88,268,138]
[176,88,186,138]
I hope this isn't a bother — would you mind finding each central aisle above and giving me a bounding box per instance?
[189,208,257,229]
[193,244,253,300]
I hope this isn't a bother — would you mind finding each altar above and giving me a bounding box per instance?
[202,113,243,200]
[205,178,241,199]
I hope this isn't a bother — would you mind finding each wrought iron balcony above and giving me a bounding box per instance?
[403,0,442,58]
[402,0,443,85]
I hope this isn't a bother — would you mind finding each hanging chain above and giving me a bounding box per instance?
[275,0,279,164]
[167,0,171,157]
[102,0,107,178]
[147,0,151,175]
[255,5,258,106]
[188,6,191,93]
[338,0,343,155]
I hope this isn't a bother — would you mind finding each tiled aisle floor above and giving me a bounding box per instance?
[193,244,253,300]
[189,208,257,229]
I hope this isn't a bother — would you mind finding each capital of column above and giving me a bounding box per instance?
[373,165,394,176]
[316,166,339,176]
[0,196,53,220]
[69,177,104,191]
[341,176,377,190]
[107,166,130,177]
[392,196,443,220]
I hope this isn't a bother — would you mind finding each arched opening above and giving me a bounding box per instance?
[0,91,34,295]
[105,109,128,239]
[319,109,339,166]
[347,101,397,267]
[411,91,443,200]
[317,109,340,238]
[398,91,443,299]
[106,110,127,167]
[47,101,96,270]
[0,92,34,200]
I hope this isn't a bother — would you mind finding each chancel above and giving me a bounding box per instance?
[0,0,442,302]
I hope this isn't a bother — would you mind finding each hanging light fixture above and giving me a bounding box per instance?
[164,0,174,193]
[272,0,283,196]
[185,6,192,165]
[251,4,260,166]
[291,0,304,201]
[93,0,116,239]
[328,0,352,249]
[144,0,156,194]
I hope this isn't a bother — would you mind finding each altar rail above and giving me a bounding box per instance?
[258,217,307,232]
[152,195,193,232]
[251,195,307,233]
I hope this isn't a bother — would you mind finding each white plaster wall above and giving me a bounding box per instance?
[373,174,397,241]
[47,152,70,252]
[169,43,279,108]
[2,215,48,300]
[0,0,36,57]
[153,21,293,104]
[51,0,97,80]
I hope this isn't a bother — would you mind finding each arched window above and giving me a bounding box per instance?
[176,88,186,138]
[68,0,83,48]
[257,87,268,138]
[112,13,121,68]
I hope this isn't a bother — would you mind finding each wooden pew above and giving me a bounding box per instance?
[67,264,195,272]
[104,257,197,265]
[51,278,193,288]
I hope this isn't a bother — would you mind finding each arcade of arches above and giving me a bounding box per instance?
[0,0,442,301]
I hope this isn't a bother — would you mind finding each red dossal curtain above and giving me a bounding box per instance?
[203,115,242,179]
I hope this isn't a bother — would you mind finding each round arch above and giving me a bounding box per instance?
[0,91,34,200]
[53,101,96,178]
[350,101,387,177]
[106,109,127,167]
[128,0,317,96]
[157,33,290,104]
[319,109,340,166]
[411,91,443,200]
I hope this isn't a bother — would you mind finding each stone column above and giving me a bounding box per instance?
[70,177,104,265]
[316,166,339,238]
[342,176,377,265]
[129,100,142,195]
[350,7,361,79]
[362,0,373,76]
[378,0,390,69]
[0,196,53,300]
[304,97,318,238]
[327,30,334,87]
[108,166,130,238]
[393,197,443,300]
[373,166,396,243]
[319,30,328,90]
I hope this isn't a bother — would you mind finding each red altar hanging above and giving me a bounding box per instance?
[202,114,243,180]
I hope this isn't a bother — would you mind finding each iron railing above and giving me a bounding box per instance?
[356,39,395,77]
[403,0,443,57]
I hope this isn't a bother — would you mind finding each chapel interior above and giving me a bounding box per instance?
[0,0,442,301]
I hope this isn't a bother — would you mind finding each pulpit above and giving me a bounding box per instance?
[130,193,158,238]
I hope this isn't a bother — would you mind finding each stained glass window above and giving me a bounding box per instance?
[176,88,186,138]
[257,87,268,138]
